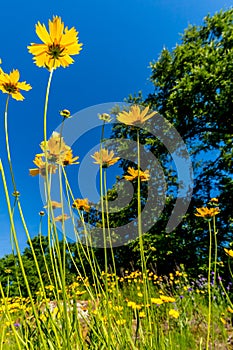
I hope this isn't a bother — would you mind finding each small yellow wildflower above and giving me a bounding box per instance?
[124,167,150,182]
[116,319,126,325]
[160,295,175,303]
[151,298,163,305]
[28,16,83,70]
[91,148,120,168]
[0,69,31,100]
[54,214,70,222]
[29,155,57,177]
[195,207,220,219]
[139,311,146,318]
[44,201,62,210]
[72,198,90,212]
[117,105,157,126]
[227,306,233,313]
[169,309,179,319]
[224,248,233,258]
[62,149,79,166]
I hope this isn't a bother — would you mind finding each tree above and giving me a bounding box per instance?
[108,8,233,276]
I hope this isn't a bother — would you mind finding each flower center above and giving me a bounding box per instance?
[3,83,18,94]
[48,44,65,59]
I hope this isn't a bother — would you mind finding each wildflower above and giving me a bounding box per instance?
[195,207,220,219]
[40,132,70,163]
[44,201,62,209]
[227,306,233,313]
[139,311,146,318]
[14,322,21,328]
[54,214,70,222]
[124,167,150,182]
[224,248,233,258]
[0,69,31,100]
[29,155,57,177]
[151,298,163,305]
[28,16,83,70]
[160,295,176,303]
[72,198,90,212]
[117,105,156,126]
[137,292,143,298]
[60,109,71,118]
[91,148,120,168]
[98,113,112,123]
[210,198,218,203]
[62,149,79,166]
[169,309,179,319]
[116,319,126,325]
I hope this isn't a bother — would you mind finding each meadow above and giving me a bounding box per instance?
[1,15,233,350]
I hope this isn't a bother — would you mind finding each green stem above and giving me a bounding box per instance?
[206,220,212,350]
[4,94,17,192]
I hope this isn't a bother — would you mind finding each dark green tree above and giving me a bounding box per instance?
[107,8,233,276]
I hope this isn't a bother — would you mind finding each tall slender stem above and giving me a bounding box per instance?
[4,95,17,192]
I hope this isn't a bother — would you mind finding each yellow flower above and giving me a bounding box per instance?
[224,248,233,258]
[91,148,120,168]
[54,214,70,222]
[40,132,70,163]
[44,201,62,210]
[72,198,90,212]
[124,167,150,182]
[168,309,179,319]
[0,69,31,100]
[29,155,57,177]
[160,295,176,303]
[28,16,83,70]
[151,298,163,305]
[210,198,218,203]
[195,207,220,219]
[116,319,126,325]
[139,311,146,318]
[62,149,79,166]
[117,105,156,126]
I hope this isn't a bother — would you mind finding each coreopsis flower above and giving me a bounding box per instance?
[160,295,176,303]
[124,167,150,182]
[40,132,70,163]
[29,155,57,177]
[168,309,180,319]
[195,207,220,219]
[44,201,62,209]
[28,16,83,70]
[62,149,79,166]
[224,248,233,258]
[54,214,70,222]
[0,69,31,101]
[91,148,120,168]
[116,105,156,126]
[72,198,90,212]
[210,198,218,203]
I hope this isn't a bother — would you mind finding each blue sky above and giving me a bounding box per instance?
[0,0,232,257]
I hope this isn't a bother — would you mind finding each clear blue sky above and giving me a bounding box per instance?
[0,0,232,257]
